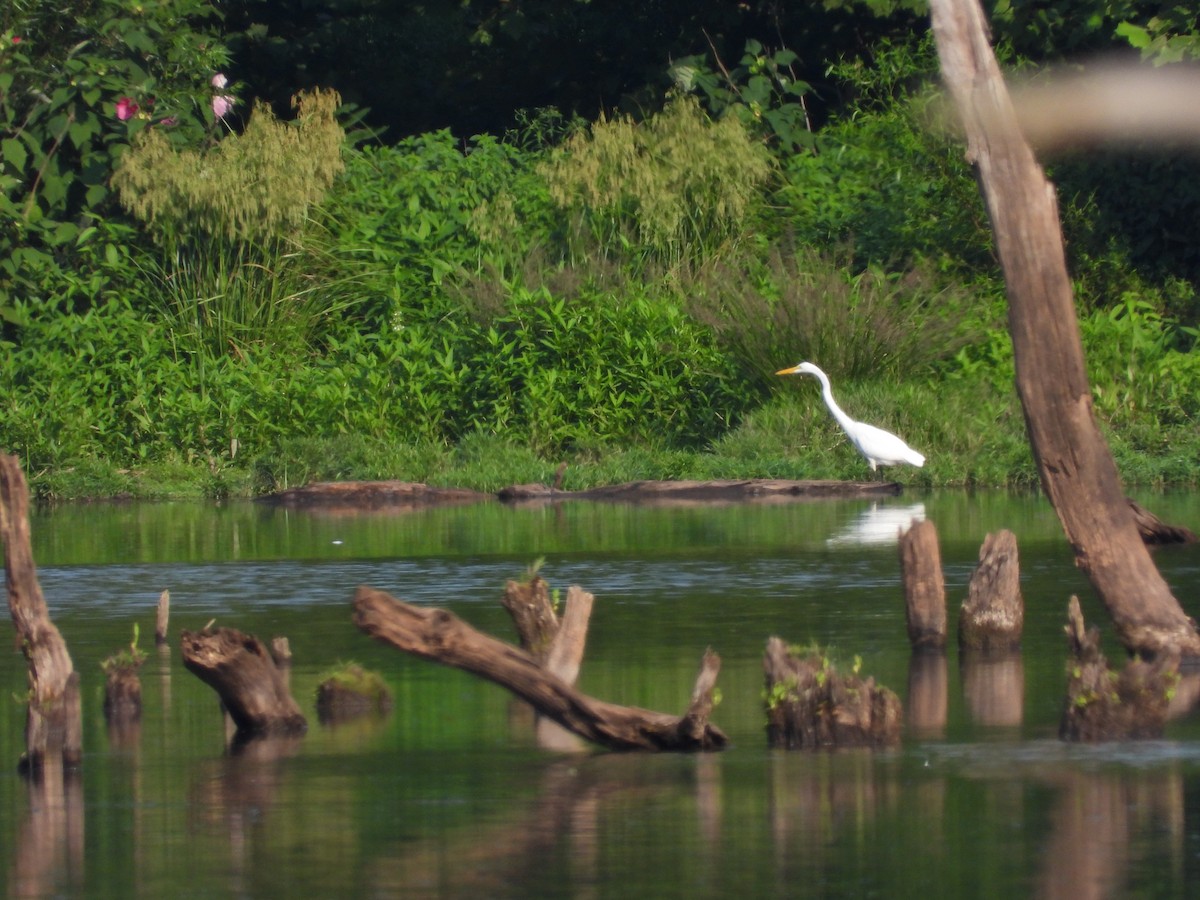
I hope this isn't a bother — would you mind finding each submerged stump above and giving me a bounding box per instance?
[1060,596,1177,741]
[315,664,393,723]
[181,626,308,738]
[353,585,727,752]
[763,637,903,749]
[959,530,1024,653]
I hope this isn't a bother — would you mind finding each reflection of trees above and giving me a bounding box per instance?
[1038,769,1184,900]
[187,736,304,895]
[960,652,1024,729]
[362,756,722,895]
[10,767,84,898]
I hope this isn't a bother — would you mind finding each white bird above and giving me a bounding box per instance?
[775,361,925,472]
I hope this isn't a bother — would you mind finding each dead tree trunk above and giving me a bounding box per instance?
[155,589,170,646]
[180,626,308,737]
[0,454,82,774]
[928,0,1200,659]
[352,586,727,751]
[959,530,1024,652]
[899,519,947,650]
[763,637,903,749]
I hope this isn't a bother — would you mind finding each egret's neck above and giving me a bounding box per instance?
[814,371,855,432]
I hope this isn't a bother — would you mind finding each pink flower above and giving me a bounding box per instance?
[212,94,235,119]
[115,97,139,121]
[11,36,21,44]
[211,72,228,89]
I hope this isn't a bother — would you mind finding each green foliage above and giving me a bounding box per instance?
[539,95,775,270]
[0,0,229,308]
[114,89,345,245]
[101,623,146,673]
[689,247,977,387]
[671,38,815,154]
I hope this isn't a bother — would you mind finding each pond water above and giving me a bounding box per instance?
[4,489,1200,898]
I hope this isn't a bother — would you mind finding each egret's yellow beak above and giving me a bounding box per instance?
[776,366,799,376]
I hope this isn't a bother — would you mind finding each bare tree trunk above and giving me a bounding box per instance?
[958,530,1023,652]
[0,454,82,773]
[928,0,1200,658]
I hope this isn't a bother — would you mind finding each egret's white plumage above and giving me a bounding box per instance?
[776,361,925,472]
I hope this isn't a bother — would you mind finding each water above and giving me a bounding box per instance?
[4,490,1200,897]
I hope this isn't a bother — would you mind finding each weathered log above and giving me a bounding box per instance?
[0,454,82,773]
[899,518,947,650]
[498,478,902,505]
[929,0,1200,659]
[154,589,170,646]
[1060,596,1177,741]
[959,530,1024,653]
[352,586,727,751]
[1127,499,1197,545]
[763,637,903,749]
[180,626,308,737]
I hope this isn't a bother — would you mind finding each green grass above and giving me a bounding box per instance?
[26,372,1189,501]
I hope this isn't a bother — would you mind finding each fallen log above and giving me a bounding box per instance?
[899,518,947,650]
[180,626,308,738]
[1,454,82,774]
[959,530,1024,653]
[763,637,903,749]
[1060,596,1177,741]
[352,586,727,751]
[1127,499,1197,545]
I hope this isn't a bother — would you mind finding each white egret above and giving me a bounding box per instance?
[776,361,925,472]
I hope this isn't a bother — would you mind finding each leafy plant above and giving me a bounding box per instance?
[671,38,815,154]
[0,0,230,309]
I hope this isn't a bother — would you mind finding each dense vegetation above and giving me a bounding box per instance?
[3,1,1200,499]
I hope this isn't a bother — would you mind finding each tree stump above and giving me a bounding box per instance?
[315,663,393,723]
[899,518,947,650]
[180,626,308,737]
[154,589,170,646]
[1060,596,1177,741]
[0,454,82,774]
[763,637,903,749]
[959,530,1024,653]
[352,586,727,751]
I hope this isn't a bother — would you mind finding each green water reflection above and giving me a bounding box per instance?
[4,490,1200,897]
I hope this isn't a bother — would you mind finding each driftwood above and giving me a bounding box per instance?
[261,481,490,509]
[0,454,82,774]
[1128,499,1197,545]
[180,626,308,737]
[763,637,903,749]
[929,0,1200,659]
[498,479,903,505]
[959,530,1024,652]
[899,518,947,650]
[1060,596,1177,741]
[352,586,727,751]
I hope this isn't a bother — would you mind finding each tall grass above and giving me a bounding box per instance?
[687,246,979,386]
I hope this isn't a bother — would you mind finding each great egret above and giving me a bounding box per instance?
[776,362,926,472]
